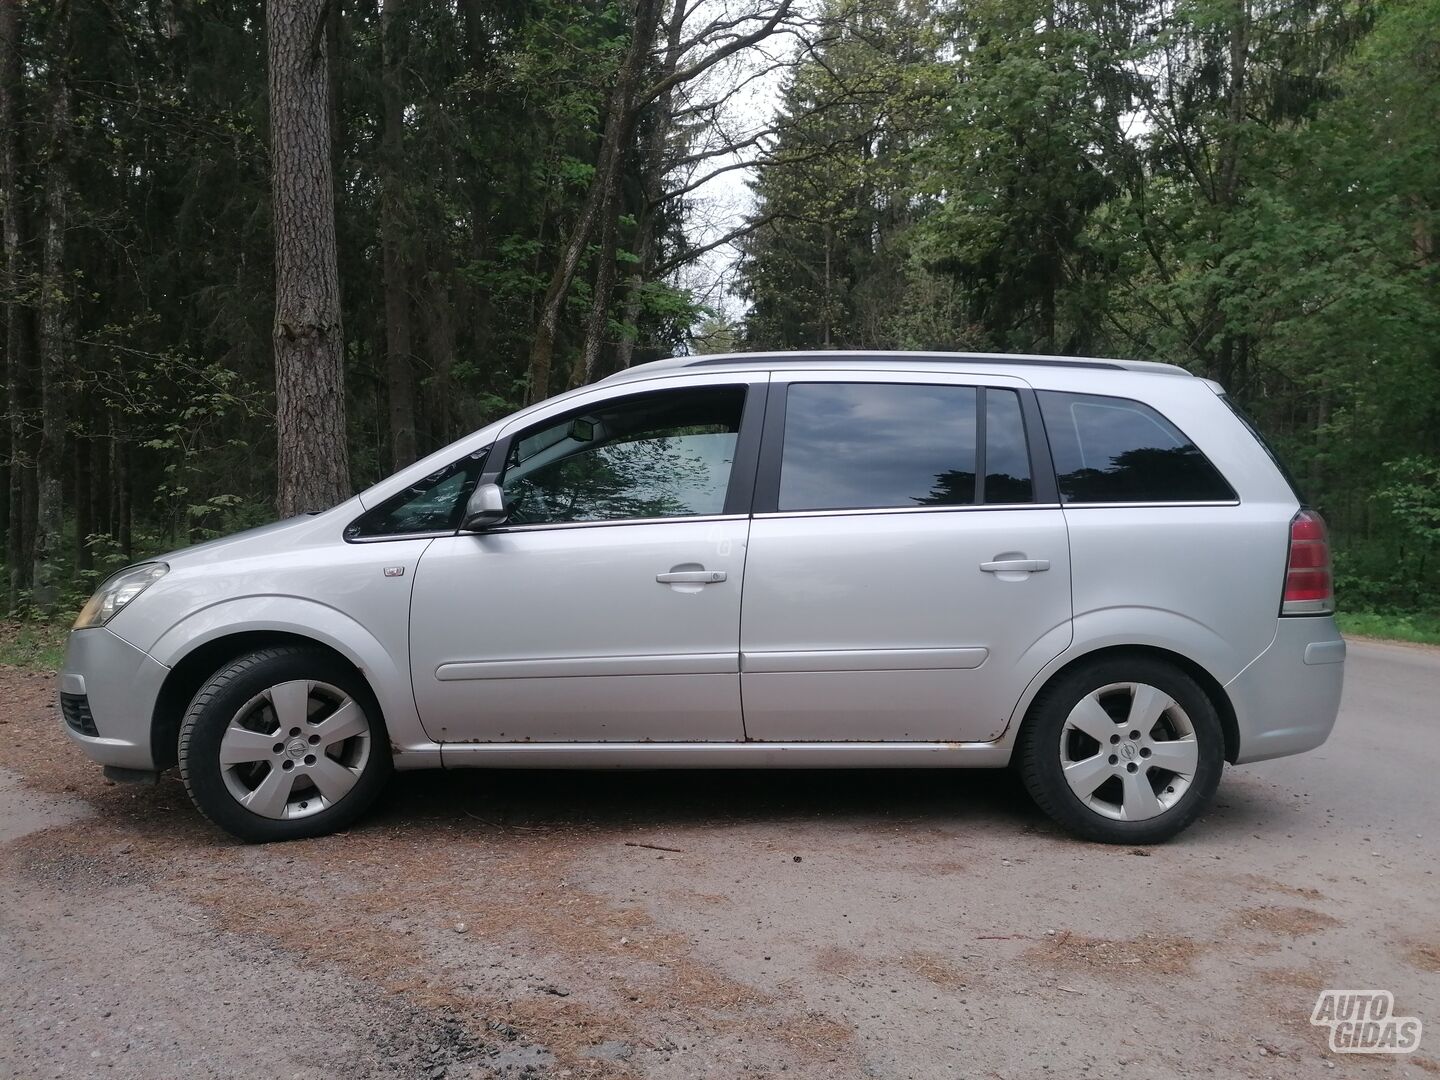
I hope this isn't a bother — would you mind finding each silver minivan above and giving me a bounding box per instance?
[59,352,1346,843]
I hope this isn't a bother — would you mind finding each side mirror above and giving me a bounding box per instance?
[461,483,511,532]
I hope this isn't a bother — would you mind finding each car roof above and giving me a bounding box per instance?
[601,350,1193,384]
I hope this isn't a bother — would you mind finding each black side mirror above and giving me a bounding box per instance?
[461,483,511,532]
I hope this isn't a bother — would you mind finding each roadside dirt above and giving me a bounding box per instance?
[3,643,1438,1079]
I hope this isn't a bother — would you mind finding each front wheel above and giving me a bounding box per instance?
[1017,656,1224,844]
[178,647,393,843]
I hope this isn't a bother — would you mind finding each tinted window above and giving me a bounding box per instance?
[1038,391,1234,503]
[779,383,978,511]
[501,386,745,524]
[346,447,489,538]
[984,389,1033,503]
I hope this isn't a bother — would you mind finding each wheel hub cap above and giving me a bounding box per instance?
[1057,681,1200,822]
[217,680,372,821]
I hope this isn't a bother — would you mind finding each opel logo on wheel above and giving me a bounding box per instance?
[1119,742,1139,762]
[286,738,309,760]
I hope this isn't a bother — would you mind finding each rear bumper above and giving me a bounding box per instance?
[57,628,170,771]
[1226,616,1345,764]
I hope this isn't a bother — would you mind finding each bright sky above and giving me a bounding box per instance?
[669,1,806,327]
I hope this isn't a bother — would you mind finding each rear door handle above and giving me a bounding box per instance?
[979,559,1050,573]
[656,570,727,584]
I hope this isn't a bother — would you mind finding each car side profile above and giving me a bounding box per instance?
[59,351,1346,844]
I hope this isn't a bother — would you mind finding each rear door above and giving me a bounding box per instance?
[739,371,1072,742]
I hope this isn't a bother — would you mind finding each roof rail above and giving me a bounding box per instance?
[605,350,1193,380]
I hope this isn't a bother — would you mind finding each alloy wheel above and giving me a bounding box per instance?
[1058,681,1199,821]
[217,680,372,820]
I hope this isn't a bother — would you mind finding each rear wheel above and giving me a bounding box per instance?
[178,647,392,843]
[1018,656,1224,844]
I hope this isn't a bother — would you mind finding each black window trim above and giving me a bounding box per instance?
[473,377,769,531]
[751,378,1058,516]
[1018,385,1061,504]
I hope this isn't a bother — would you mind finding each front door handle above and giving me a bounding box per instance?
[979,559,1050,573]
[656,570,727,584]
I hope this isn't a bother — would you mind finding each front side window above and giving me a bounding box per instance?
[346,447,490,539]
[779,383,980,511]
[1038,391,1235,503]
[500,385,745,525]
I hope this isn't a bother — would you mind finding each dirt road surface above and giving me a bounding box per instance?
[2,639,1437,1080]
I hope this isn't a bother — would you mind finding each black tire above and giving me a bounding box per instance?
[178,647,393,843]
[1017,655,1224,844]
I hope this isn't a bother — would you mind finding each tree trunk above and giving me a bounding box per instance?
[1218,0,1249,207]
[1200,0,1250,384]
[613,217,654,373]
[31,0,71,613]
[571,180,623,388]
[526,0,662,403]
[72,432,90,572]
[822,225,833,349]
[115,430,131,560]
[525,128,616,404]
[380,0,416,470]
[422,268,457,447]
[268,0,351,516]
[1,0,33,608]
[91,425,110,554]
[611,0,688,374]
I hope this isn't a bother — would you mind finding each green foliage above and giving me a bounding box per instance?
[1336,611,1440,647]
[1331,541,1438,616]
[3,0,1436,624]
[739,0,1440,620]
[0,619,69,672]
[2,0,720,616]
[1375,458,1440,553]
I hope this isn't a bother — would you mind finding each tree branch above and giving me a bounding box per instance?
[638,0,797,109]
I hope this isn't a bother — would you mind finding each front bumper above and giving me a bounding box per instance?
[57,627,170,771]
[1226,616,1345,764]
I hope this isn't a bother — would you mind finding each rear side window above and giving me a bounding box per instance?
[1038,391,1234,504]
[777,383,1033,511]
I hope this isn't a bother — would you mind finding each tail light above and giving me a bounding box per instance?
[1282,509,1333,615]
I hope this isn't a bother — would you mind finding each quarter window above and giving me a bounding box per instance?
[500,386,745,525]
[346,448,489,539]
[779,383,987,512]
[1038,391,1235,503]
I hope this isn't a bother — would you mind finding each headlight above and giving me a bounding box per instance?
[73,563,169,629]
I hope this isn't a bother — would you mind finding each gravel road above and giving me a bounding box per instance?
[1,639,1437,1080]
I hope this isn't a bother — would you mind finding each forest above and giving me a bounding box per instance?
[0,0,1436,636]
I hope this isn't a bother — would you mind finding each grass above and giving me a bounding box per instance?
[1336,610,1440,646]
[0,619,69,670]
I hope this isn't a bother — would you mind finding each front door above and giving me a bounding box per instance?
[410,376,765,743]
[739,374,1073,742]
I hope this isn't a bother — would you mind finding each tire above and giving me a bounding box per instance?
[1017,655,1224,844]
[178,647,393,843]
